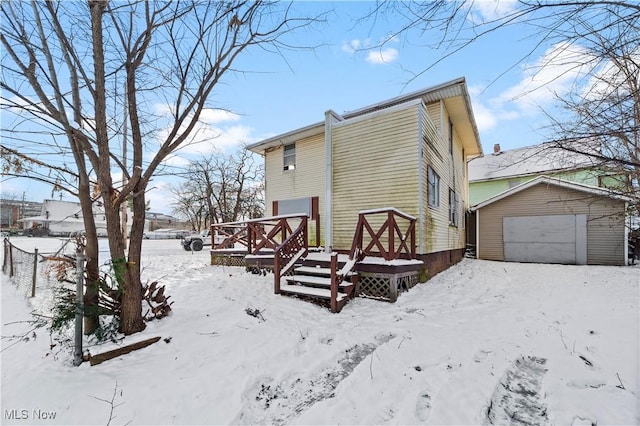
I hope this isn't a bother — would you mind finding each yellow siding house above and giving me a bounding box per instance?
[247,77,483,275]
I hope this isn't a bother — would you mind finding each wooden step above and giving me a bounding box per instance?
[286,274,354,289]
[294,265,332,277]
[294,263,357,278]
[279,284,348,302]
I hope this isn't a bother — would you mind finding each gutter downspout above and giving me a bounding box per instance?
[417,104,424,254]
[324,110,342,253]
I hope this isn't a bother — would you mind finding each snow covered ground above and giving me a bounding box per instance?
[1,237,639,425]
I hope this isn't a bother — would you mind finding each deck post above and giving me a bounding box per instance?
[330,252,337,313]
[388,210,394,261]
[274,251,281,294]
[410,221,416,259]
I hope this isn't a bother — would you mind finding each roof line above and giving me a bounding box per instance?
[471,175,632,211]
[246,77,476,153]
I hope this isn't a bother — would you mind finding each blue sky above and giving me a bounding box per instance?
[2,1,590,215]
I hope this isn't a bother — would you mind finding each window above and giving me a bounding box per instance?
[283,143,296,171]
[428,166,440,207]
[449,188,459,226]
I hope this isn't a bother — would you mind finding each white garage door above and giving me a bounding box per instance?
[503,215,587,264]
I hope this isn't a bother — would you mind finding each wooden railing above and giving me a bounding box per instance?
[211,223,249,250]
[273,216,308,294]
[210,213,309,255]
[349,207,417,261]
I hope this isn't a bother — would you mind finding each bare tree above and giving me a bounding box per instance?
[171,149,264,229]
[366,1,639,87]
[170,179,208,232]
[543,21,639,205]
[1,1,322,335]
[367,1,638,205]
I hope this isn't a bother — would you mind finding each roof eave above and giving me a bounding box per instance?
[246,122,324,154]
[471,175,633,211]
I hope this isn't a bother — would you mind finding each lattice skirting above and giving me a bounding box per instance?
[357,271,420,302]
[211,254,246,267]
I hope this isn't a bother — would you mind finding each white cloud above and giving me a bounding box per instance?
[469,0,518,24]
[477,41,595,134]
[498,42,594,112]
[342,36,399,65]
[581,49,639,101]
[366,48,399,65]
[198,109,241,124]
[153,107,256,159]
[145,180,177,215]
[471,101,497,132]
[342,39,362,54]
[471,41,598,144]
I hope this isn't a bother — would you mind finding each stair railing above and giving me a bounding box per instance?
[330,253,338,312]
[349,207,417,261]
[328,250,360,313]
[247,214,300,254]
[273,216,308,294]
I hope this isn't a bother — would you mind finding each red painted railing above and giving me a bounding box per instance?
[349,207,416,261]
[211,213,309,256]
[211,223,249,250]
[273,216,308,294]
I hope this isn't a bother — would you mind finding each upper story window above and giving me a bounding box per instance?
[428,166,440,208]
[283,143,296,171]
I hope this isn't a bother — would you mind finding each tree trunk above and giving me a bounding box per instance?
[78,171,100,334]
[89,0,143,335]
[121,186,146,335]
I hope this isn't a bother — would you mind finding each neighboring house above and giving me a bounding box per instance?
[246,77,483,275]
[0,198,42,232]
[471,176,631,266]
[146,212,183,231]
[468,141,629,206]
[19,199,108,237]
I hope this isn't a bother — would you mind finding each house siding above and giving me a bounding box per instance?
[477,183,626,265]
[422,103,466,254]
[470,169,603,206]
[331,104,420,251]
[264,132,325,245]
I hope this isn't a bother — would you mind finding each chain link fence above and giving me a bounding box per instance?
[2,238,77,316]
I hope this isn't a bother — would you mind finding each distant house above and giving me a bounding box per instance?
[471,176,632,266]
[19,199,108,237]
[146,212,184,231]
[468,142,629,206]
[466,142,634,265]
[246,77,483,275]
[0,198,42,232]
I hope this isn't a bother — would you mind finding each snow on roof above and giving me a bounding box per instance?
[469,142,599,182]
[471,175,633,211]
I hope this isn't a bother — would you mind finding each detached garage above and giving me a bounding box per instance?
[472,176,631,266]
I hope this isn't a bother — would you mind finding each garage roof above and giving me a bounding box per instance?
[471,175,632,211]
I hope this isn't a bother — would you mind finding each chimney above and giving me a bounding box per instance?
[493,143,501,154]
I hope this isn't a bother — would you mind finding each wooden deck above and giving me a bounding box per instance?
[209,208,426,311]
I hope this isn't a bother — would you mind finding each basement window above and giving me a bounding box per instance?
[283,143,296,171]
